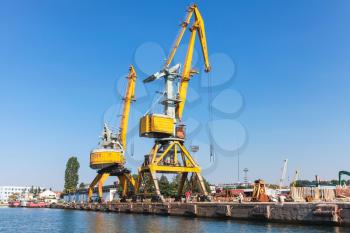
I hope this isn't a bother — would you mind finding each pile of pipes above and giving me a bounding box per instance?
[290,187,335,202]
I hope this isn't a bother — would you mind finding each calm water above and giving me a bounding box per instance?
[0,208,347,233]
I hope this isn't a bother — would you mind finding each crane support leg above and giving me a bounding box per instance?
[150,171,164,201]
[88,174,103,201]
[118,175,127,197]
[136,139,207,202]
[135,169,143,194]
[116,173,136,198]
[98,173,110,201]
[178,172,188,196]
[195,172,208,195]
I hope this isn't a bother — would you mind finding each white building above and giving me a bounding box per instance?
[0,186,31,202]
[39,190,58,203]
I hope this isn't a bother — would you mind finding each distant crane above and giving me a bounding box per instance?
[291,170,300,187]
[279,159,288,189]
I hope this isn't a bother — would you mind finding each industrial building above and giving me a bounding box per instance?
[0,186,30,202]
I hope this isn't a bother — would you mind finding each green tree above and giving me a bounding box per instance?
[168,174,211,197]
[128,173,211,198]
[266,184,280,189]
[186,175,211,194]
[32,186,38,195]
[202,177,211,193]
[64,156,80,193]
[79,182,86,189]
[159,175,172,197]
[293,180,313,187]
[292,179,339,187]
[130,174,138,193]
[8,193,19,202]
[138,174,155,194]
[330,180,338,185]
[117,174,140,196]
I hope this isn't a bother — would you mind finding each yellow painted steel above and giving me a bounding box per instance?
[139,115,150,135]
[166,5,210,71]
[119,65,136,150]
[146,165,200,173]
[151,144,158,164]
[165,7,193,67]
[87,173,103,198]
[139,114,174,137]
[98,173,110,198]
[88,65,137,201]
[136,139,207,200]
[166,4,211,121]
[136,4,210,201]
[252,179,269,202]
[119,173,136,197]
[154,141,176,164]
[83,173,111,200]
[90,150,124,169]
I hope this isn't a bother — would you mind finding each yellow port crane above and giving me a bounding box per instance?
[136,4,211,201]
[166,4,211,120]
[88,65,137,202]
[291,170,300,187]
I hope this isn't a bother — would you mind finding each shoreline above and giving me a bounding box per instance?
[49,201,350,227]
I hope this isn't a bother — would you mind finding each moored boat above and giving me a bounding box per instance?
[8,201,21,207]
[26,201,46,208]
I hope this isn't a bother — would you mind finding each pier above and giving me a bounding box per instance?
[53,201,350,226]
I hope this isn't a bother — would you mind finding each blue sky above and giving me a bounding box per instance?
[1,0,350,189]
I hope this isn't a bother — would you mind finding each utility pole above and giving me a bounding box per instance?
[243,168,249,185]
[237,152,240,182]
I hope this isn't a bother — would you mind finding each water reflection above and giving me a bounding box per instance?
[82,211,347,233]
[0,208,347,233]
[87,213,208,233]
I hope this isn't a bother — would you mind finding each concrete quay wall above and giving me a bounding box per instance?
[57,202,350,226]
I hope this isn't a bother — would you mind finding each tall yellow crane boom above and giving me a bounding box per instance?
[119,65,136,150]
[165,7,194,67]
[166,5,210,71]
[166,4,211,120]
